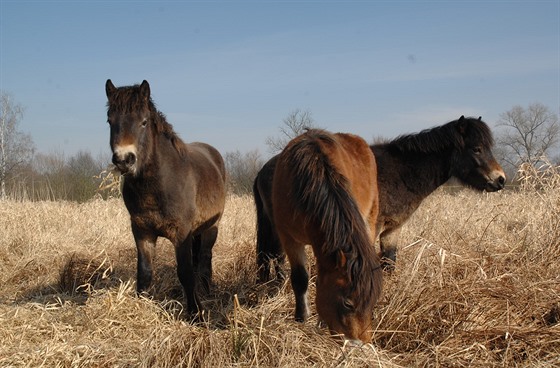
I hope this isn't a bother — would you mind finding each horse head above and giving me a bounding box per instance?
[451,116,506,192]
[315,249,377,343]
[105,79,154,176]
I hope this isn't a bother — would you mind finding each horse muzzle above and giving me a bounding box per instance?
[485,171,506,192]
[112,151,137,175]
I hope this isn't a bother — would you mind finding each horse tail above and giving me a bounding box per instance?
[254,166,285,284]
[282,130,382,307]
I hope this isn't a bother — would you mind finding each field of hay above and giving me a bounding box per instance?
[1,179,560,367]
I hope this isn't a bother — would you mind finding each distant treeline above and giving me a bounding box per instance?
[4,151,111,202]
[5,148,556,202]
[4,149,268,202]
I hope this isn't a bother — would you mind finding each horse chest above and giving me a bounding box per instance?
[123,186,193,242]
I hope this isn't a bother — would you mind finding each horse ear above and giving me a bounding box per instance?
[456,115,467,135]
[105,79,116,99]
[140,80,151,100]
[478,116,482,121]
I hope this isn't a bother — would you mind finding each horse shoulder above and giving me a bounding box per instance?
[372,145,424,233]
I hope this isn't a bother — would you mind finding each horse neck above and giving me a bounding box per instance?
[407,152,453,196]
[378,145,453,198]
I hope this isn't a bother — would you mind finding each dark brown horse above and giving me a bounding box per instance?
[105,80,226,315]
[256,116,506,282]
[272,129,382,343]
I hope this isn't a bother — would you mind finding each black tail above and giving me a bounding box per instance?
[254,158,285,284]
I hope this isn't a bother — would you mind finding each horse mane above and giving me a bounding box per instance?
[284,129,377,309]
[387,116,494,154]
[106,83,187,156]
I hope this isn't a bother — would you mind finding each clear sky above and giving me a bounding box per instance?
[1,1,559,160]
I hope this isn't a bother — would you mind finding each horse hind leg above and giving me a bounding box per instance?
[256,226,287,285]
[197,225,218,294]
[175,235,201,315]
[255,184,286,284]
[273,250,286,282]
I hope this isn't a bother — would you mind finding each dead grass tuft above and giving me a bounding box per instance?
[59,252,115,295]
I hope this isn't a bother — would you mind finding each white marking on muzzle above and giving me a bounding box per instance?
[114,144,137,158]
[113,144,138,175]
[489,168,506,182]
[343,338,364,349]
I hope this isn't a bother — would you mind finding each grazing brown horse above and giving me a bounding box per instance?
[256,116,506,282]
[272,129,383,343]
[105,80,226,315]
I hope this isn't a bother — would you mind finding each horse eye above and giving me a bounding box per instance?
[472,147,482,155]
[141,119,148,127]
[342,299,355,312]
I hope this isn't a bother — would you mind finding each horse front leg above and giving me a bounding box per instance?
[281,236,309,322]
[175,235,200,315]
[379,227,401,271]
[132,228,157,294]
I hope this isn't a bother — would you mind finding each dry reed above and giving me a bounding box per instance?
[1,173,559,366]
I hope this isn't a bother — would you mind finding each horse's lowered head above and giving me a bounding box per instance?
[315,249,379,343]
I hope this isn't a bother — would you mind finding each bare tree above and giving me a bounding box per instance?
[495,103,559,172]
[0,92,35,199]
[33,150,67,175]
[265,109,317,154]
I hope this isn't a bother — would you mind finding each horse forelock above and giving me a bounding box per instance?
[464,117,495,148]
[106,84,154,115]
[390,116,494,154]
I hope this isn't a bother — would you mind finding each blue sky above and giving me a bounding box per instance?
[1,1,559,160]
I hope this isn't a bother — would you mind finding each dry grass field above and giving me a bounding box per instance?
[1,169,560,367]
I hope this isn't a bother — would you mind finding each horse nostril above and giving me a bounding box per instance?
[124,152,136,166]
[498,176,506,187]
[112,153,122,166]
